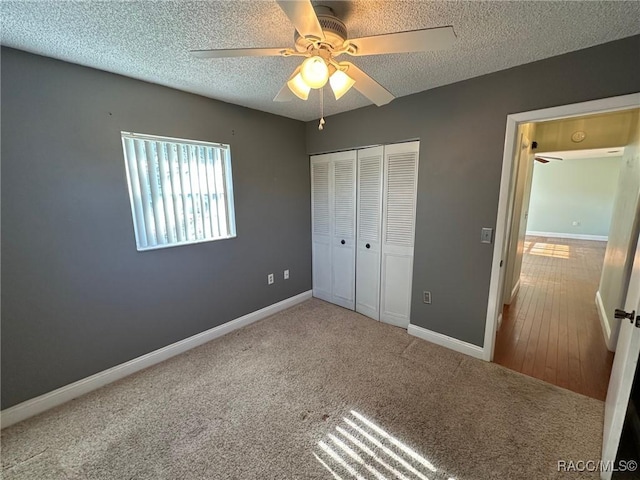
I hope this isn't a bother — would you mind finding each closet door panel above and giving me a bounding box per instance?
[331,152,357,309]
[380,141,420,328]
[356,146,384,320]
[332,237,355,308]
[381,252,413,322]
[311,156,332,302]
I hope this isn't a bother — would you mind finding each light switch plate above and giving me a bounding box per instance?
[481,228,493,244]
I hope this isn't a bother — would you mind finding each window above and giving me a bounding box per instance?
[121,132,236,251]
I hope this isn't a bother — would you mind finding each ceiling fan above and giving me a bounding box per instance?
[534,155,563,163]
[191,0,456,109]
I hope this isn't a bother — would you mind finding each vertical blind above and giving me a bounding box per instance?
[121,132,236,251]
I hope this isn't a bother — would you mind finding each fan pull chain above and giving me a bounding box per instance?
[318,88,326,131]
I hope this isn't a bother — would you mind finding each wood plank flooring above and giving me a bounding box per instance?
[494,236,614,401]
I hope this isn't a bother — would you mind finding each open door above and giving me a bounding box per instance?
[602,231,640,480]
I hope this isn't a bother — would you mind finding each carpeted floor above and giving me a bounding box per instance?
[1,299,604,479]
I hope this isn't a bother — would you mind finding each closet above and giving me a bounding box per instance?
[311,141,419,328]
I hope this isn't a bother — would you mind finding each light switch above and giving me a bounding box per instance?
[481,227,493,244]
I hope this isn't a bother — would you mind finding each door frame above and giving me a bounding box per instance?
[483,93,640,362]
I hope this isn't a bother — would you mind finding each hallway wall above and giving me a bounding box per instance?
[598,115,640,351]
[527,156,621,238]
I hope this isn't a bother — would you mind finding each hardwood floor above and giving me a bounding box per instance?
[494,236,614,401]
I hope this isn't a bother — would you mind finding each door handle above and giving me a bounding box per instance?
[341,240,345,245]
[366,243,370,249]
[615,309,639,327]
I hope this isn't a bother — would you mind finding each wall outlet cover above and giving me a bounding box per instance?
[268,273,274,285]
[423,291,432,304]
[284,269,289,280]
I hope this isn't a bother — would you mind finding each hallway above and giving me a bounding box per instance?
[494,236,614,400]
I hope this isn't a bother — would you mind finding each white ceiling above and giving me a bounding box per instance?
[2,1,639,122]
[537,147,625,160]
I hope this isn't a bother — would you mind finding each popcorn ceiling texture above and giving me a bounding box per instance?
[1,1,639,121]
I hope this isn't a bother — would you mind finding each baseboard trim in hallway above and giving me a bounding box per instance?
[596,290,616,352]
[408,324,485,360]
[0,290,313,429]
[526,231,608,242]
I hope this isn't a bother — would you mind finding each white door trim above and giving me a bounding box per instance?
[484,93,640,362]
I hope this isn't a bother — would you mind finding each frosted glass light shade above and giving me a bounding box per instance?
[300,56,329,89]
[329,70,356,100]
[287,72,311,100]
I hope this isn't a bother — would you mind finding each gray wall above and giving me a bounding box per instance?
[306,35,640,347]
[1,48,311,409]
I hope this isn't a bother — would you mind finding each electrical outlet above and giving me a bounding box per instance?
[423,291,432,304]
[268,273,274,285]
[284,269,289,280]
[572,221,581,226]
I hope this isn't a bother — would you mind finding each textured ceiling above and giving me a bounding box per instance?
[2,1,640,121]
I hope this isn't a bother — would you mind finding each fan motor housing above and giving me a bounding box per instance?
[294,6,347,51]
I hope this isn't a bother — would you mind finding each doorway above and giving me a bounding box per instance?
[494,112,638,400]
[484,94,640,399]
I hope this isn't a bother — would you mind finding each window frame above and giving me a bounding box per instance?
[121,131,237,252]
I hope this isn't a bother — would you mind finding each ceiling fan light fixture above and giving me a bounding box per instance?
[300,56,330,89]
[329,70,355,100]
[287,72,311,100]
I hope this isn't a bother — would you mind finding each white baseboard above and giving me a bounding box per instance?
[408,324,485,360]
[1,290,312,429]
[596,290,616,352]
[526,231,608,242]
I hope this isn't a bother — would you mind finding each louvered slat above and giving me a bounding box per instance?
[123,138,149,248]
[358,155,382,242]
[312,162,330,235]
[157,142,178,244]
[385,153,417,247]
[334,159,355,239]
[134,140,158,246]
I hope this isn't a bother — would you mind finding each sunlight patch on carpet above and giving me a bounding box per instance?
[314,410,450,480]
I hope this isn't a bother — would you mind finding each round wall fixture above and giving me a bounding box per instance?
[571,131,586,143]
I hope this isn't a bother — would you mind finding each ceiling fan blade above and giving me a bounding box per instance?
[273,82,296,102]
[535,157,550,164]
[191,47,288,59]
[273,67,301,102]
[346,26,456,56]
[276,0,324,40]
[341,62,394,107]
[536,155,563,162]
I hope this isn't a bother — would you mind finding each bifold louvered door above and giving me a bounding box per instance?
[380,141,420,328]
[311,142,418,326]
[311,155,332,302]
[355,146,384,320]
[310,151,357,309]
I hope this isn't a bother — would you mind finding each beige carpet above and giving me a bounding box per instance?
[1,299,604,479]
